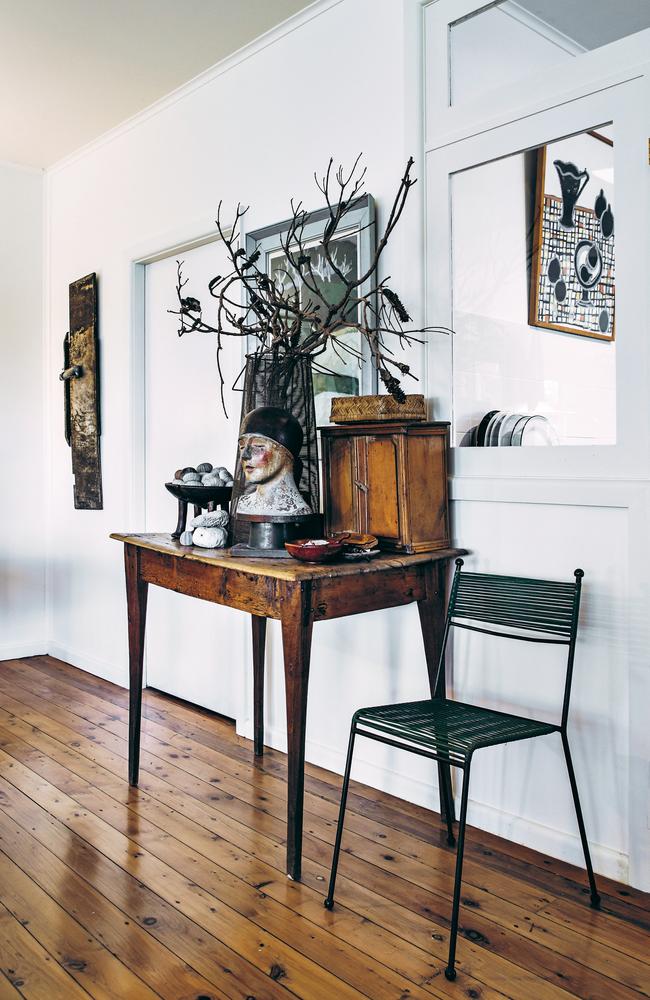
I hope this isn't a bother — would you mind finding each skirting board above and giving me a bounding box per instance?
[0,640,48,661]
[46,641,128,690]
[244,718,628,884]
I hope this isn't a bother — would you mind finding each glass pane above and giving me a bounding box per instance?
[451,125,615,446]
[450,2,650,107]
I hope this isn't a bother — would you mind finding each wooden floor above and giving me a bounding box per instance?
[0,658,648,1000]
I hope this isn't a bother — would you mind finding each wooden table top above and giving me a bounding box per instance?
[111,532,466,583]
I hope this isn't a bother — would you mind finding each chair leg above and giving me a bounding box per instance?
[445,762,471,981]
[440,763,456,846]
[561,732,601,908]
[324,722,357,910]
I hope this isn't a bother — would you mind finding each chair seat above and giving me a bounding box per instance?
[355,698,558,765]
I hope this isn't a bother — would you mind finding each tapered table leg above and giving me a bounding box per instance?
[125,544,148,786]
[281,583,313,880]
[418,561,455,823]
[252,615,267,757]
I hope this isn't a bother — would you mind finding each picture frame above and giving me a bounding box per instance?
[245,194,377,425]
[529,128,615,342]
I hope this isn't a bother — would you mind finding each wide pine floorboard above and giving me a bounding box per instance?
[0,656,648,1000]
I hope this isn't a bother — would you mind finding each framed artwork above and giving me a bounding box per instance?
[245,194,377,424]
[529,129,615,341]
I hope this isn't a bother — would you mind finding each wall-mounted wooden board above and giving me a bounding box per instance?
[63,272,102,509]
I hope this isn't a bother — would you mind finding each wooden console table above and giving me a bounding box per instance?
[111,532,466,881]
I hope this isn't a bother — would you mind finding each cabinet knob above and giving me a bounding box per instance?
[354,479,369,493]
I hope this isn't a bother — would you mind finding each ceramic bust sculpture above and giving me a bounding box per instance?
[236,406,312,517]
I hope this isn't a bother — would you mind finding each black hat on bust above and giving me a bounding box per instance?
[239,406,304,460]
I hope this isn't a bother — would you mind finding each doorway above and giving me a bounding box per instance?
[143,239,245,719]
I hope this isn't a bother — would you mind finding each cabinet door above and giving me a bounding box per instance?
[326,435,357,532]
[407,430,449,549]
[365,435,401,541]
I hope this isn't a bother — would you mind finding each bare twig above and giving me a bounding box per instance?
[169,156,451,412]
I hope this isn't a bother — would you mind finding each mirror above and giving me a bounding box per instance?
[451,125,615,447]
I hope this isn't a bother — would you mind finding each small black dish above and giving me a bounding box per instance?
[476,410,498,447]
[165,482,232,506]
[165,482,233,540]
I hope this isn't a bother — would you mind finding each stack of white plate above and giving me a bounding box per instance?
[466,410,558,446]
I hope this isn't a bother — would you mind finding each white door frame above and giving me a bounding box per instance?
[426,75,650,483]
[423,0,650,149]
[124,218,232,691]
[125,220,231,536]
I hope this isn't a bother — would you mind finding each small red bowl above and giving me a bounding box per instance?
[285,537,346,563]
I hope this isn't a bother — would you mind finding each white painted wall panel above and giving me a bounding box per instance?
[451,499,629,878]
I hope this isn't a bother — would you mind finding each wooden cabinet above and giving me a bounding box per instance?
[321,421,450,553]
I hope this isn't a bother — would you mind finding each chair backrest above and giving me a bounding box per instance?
[435,559,584,728]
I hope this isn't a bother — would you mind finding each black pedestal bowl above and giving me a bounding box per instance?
[165,482,233,539]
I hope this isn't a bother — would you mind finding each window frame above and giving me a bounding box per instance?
[422,12,650,482]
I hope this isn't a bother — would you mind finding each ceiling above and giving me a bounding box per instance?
[0,0,314,169]
[2,1,648,170]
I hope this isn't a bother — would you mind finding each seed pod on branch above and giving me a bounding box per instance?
[381,287,411,323]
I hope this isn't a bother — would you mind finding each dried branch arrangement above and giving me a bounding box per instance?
[171,155,448,412]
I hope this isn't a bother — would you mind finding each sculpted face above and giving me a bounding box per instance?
[236,428,311,517]
[238,434,292,485]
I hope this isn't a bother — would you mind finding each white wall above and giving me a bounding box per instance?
[0,163,45,657]
[44,0,437,819]
[39,0,649,890]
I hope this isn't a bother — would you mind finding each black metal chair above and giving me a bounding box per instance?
[323,558,601,981]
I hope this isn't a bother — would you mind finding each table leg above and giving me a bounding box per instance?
[125,544,148,786]
[281,585,313,881]
[418,561,455,824]
[252,615,267,757]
